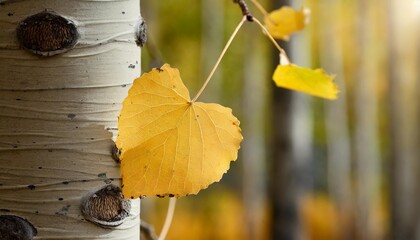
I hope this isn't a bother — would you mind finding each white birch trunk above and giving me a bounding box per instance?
[0,0,141,239]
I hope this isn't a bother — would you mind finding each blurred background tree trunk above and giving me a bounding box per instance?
[201,0,224,102]
[317,1,353,239]
[269,0,312,239]
[388,1,420,239]
[270,54,299,240]
[241,2,270,238]
[354,0,382,239]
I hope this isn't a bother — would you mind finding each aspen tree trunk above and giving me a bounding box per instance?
[269,1,307,239]
[388,1,420,239]
[318,0,352,214]
[0,0,141,239]
[354,0,381,238]
[200,0,223,102]
[241,8,269,239]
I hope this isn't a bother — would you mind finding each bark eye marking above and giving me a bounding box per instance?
[67,113,76,119]
[135,17,147,47]
[0,215,37,240]
[81,184,131,228]
[16,10,79,56]
[111,143,121,163]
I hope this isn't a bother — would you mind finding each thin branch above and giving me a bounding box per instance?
[233,0,254,21]
[157,198,177,240]
[252,17,291,64]
[250,0,269,17]
[191,16,247,102]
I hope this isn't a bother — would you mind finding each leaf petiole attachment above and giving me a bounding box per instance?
[252,17,291,64]
[250,0,269,17]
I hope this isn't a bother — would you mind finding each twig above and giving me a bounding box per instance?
[233,0,254,21]
[140,220,159,240]
[250,0,269,17]
[252,17,291,64]
[157,197,177,240]
[191,16,247,102]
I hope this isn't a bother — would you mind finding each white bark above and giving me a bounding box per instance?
[0,0,141,239]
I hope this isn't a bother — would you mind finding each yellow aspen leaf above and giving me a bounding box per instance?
[273,64,338,100]
[116,64,243,198]
[264,6,310,40]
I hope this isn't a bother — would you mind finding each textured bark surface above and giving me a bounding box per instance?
[0,0,141,239]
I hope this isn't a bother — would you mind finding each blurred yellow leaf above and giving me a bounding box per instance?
[116,64,242,198]
[273,64,338,99]
[264,6,309,40]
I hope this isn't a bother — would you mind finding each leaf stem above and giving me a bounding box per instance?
[157,197,177,240]
[252,17,291,64]
[250,0,269,17]
[191,16,247,102]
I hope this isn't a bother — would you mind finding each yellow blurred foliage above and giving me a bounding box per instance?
[143,191,388,240]
[144,188,269,240]
[299,194,389,240]
[264,6,309,40]
[167,191,247,240]
[299,194,341,240]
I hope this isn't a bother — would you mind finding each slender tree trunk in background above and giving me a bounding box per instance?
[269,1,308,239]
[318,0,352,224]
[200,0,224,102]
[270,64,297,240]
[241,9,269,239]
[354,0,381,239]
[388,1,420,239]
[0,0,140,239]
[288,1,314,239]
[289,0,314,196]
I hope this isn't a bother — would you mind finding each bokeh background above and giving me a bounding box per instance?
[139,0,420,239]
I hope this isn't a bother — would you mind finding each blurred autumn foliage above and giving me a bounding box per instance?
[140,0,420,239]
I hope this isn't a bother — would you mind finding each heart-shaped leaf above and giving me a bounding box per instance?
[116,64,242,198]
